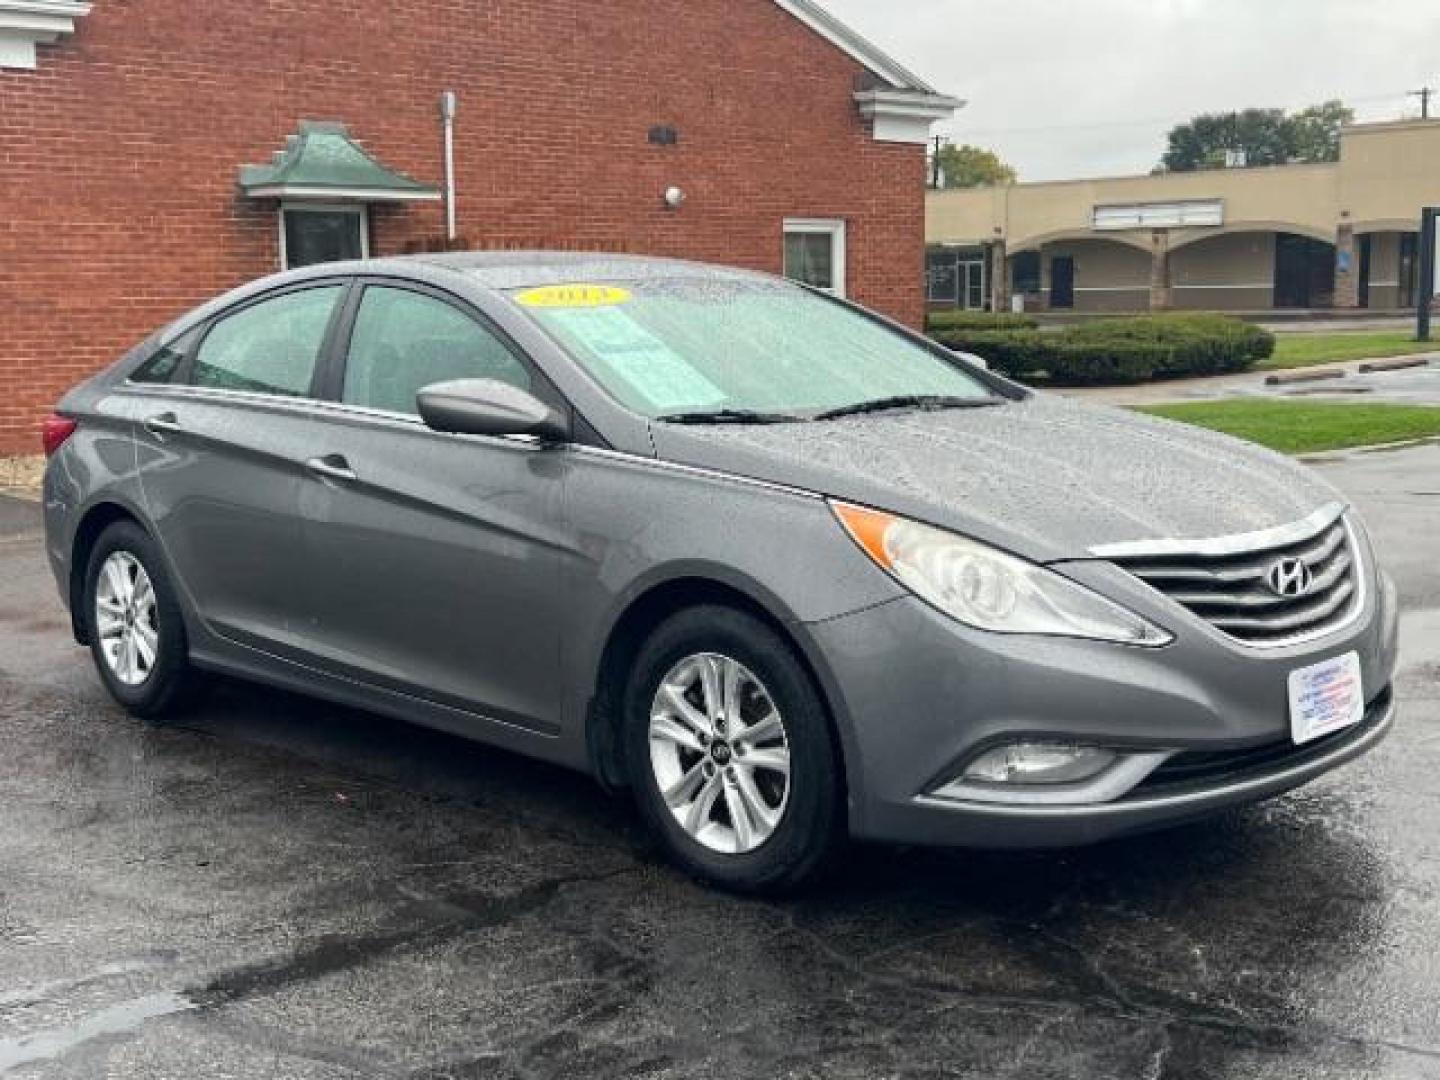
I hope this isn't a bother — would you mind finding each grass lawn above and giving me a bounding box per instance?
[1137,400,1440,454]
[1260,330,1436,371]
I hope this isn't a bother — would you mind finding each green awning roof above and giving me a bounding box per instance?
[239,121,440,202]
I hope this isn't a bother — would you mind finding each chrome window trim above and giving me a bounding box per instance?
[115,382,824,498]
[1087,501,1346,559]
[114,382,548,451]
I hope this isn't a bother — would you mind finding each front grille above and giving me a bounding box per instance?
[1109,512,1361,647]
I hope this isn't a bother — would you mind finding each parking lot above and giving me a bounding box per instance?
[1,445,1438,1079]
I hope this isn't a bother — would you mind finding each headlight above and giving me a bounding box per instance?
[831,502,1172,646]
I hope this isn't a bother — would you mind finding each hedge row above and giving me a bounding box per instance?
[925,310,1039,333]
[933,313,1275,385]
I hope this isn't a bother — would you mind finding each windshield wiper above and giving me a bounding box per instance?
[814,395,1002,421]
[655,409,808,426]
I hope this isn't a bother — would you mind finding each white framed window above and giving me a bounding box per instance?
[279,203,370,271]
[783,219,847,297]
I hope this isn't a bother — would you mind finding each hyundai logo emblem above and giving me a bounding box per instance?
[1266,557,1315,598]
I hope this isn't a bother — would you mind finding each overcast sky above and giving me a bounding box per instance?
[819,0,1440,182]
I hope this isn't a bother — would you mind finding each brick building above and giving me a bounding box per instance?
[0,0,958,453]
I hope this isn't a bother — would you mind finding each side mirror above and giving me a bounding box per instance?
[417,379,569,443]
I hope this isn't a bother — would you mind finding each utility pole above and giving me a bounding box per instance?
[931,136,945,189]
[1412,86,1434,119]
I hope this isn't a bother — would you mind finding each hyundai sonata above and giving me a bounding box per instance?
[42,253,1399,891]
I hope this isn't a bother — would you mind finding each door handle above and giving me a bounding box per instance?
[306,454,357,484]
[142,412,182,438]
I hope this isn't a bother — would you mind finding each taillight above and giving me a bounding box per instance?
[41,414,78,458]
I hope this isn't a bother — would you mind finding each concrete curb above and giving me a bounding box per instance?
[1264,366,1348,386]
[1297,435,1440,463]
[1358,355,1434,374]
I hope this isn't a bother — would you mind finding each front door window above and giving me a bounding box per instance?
[342,286,532,416]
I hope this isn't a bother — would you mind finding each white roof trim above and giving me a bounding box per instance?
[0,0,90,69]
[855,89,964,145]
[244,184,442,203]
[770,0,938,92]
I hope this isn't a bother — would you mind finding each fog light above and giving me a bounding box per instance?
[963,743,1117,786]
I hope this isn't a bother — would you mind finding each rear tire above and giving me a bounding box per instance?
[624,605,843,894]
[83,520,205,718]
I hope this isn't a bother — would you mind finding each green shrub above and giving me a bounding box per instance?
[925,310,1039,333]
[934,330,1170,384]
[1066,313,1274,375]
[932,312,1273,385]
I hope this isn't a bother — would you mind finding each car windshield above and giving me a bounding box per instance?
[506,277,995,420]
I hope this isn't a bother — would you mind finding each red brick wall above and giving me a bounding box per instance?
[0,1,926,453]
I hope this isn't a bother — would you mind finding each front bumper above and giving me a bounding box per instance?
[910,691,1394,848]
[807,564,1400,850]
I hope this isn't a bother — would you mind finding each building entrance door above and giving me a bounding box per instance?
[1051,256,1075,309]
[1275,233,1335,308]
[959,258,986,310]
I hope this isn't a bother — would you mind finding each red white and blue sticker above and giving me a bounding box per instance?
[1288,651,1364,746]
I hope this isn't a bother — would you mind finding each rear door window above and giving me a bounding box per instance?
[131,327,201,384]
[341,285,531,416]
[191,286,343,398]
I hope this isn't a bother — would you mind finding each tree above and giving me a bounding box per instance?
[933,143,1017,189]
[1287,100,1354,164]
[1159,100,1354,172]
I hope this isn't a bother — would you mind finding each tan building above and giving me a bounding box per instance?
[926,118,1440,313]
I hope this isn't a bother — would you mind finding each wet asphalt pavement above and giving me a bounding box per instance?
[1,447,1438,1079]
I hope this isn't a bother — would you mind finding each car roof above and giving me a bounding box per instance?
[243,251,778,302]
[150,251,783,358]
[403,250,769,290]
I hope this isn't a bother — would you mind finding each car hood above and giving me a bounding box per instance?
[647,394,1345,563]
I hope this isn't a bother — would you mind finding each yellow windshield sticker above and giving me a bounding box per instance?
[515,284,632,309]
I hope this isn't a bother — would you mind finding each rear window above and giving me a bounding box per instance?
[191,286,343,398]
[130,328,200,385]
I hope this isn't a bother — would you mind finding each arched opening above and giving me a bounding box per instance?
[1168,229,1336,311]
[1021,237,1153,312]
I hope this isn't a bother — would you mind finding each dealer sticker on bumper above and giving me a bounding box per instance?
[1289,651,1364,746]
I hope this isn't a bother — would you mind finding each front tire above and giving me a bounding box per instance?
[83,520,204,718]
[624,605,843,894]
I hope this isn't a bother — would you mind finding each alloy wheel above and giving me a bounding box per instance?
[94,551,159,687]
[648,652,791,854]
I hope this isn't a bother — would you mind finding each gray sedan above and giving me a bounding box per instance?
[41,253,1399,892]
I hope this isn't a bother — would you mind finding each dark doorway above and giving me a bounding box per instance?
[1274,233,1335,308]
[1358,234,1372,308]
[1050,256,1075,309]
[1400,233,1419,308]
[283,207,366,270]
